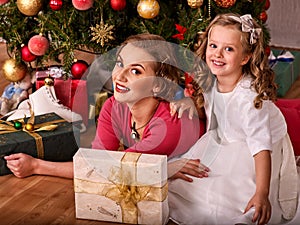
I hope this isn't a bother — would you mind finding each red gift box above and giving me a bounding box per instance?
[35,70,88,126]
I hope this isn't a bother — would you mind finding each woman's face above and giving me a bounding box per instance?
[112,43,157,105]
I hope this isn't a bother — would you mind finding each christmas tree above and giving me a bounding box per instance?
[0,0,270,75]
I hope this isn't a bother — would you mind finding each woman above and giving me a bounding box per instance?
[5,33,210,179]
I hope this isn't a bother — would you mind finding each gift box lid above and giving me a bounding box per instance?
[73,148,168,187]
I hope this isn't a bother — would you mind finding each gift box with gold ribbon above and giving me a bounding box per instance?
[0,112,80,175]
[74,148,169,225]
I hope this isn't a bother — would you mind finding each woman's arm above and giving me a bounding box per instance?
[5,153,73,179]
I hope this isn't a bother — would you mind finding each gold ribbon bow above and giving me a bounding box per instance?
[0,105,65,158]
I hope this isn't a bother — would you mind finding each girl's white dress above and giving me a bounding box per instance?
[168,75,298,225]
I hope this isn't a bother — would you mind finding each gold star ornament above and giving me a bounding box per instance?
[90,23,115,47]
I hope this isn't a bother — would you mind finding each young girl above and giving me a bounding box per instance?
[168,13,298,225]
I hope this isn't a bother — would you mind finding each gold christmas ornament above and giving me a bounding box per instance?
[44,75,55,86]
[214,0,236,8]
[137,0,160,19]
[25,123,35,132]
[2,58,28,82]
[90,22,115,47]
[187,0,204,8]
[16,0,43,16]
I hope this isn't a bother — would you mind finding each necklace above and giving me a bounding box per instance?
[130,102,159,141]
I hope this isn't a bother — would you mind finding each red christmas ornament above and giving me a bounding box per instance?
[110,0,126,11]
[28,34,49,56]
[72,0,93,10]
[259,11,268,23]
[264,0,270,10]
[49,0,63,11]
[0,0,9,5]
[71,60,89,79]
[21,45,37,62]
[214,0,236,8]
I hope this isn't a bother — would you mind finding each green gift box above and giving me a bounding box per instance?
[0,112,80,176]
[272,49,300,97]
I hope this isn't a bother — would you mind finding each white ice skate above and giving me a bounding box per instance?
[5,85,86,133]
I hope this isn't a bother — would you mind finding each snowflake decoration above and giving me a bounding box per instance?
[90,22,114,47]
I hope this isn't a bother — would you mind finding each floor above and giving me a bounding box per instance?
[0,173,178,225]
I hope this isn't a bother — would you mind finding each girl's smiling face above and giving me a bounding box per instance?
[205,24,250,79]
[112,43,157,105]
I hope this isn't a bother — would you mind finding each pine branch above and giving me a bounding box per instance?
[0,0,271,73]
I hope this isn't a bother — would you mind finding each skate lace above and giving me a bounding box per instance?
[45,88,73,112]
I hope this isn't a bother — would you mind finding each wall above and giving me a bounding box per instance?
[267,0,300,49]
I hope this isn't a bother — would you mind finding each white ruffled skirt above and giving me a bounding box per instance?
[168,130,298,225]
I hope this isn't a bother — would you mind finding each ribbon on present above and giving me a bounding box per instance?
[89,91,109,122]
[269,50,295,68]
[74,152,168,224]
[0,104,65,159]
[36,66,66,79]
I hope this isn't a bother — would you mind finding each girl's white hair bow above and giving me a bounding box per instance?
[229,14,262,45]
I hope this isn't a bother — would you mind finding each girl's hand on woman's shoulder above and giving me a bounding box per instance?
[170,97,197,120]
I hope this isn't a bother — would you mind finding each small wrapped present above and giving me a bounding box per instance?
[88,91,109,123]
[74,148,169,225]
[0,112,80,175]
[35,67,88,126]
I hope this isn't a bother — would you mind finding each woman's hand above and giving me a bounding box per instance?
[170,97,197,120]
[244,192,271,225]
[168,158,210,182]
[4,153,37,178]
